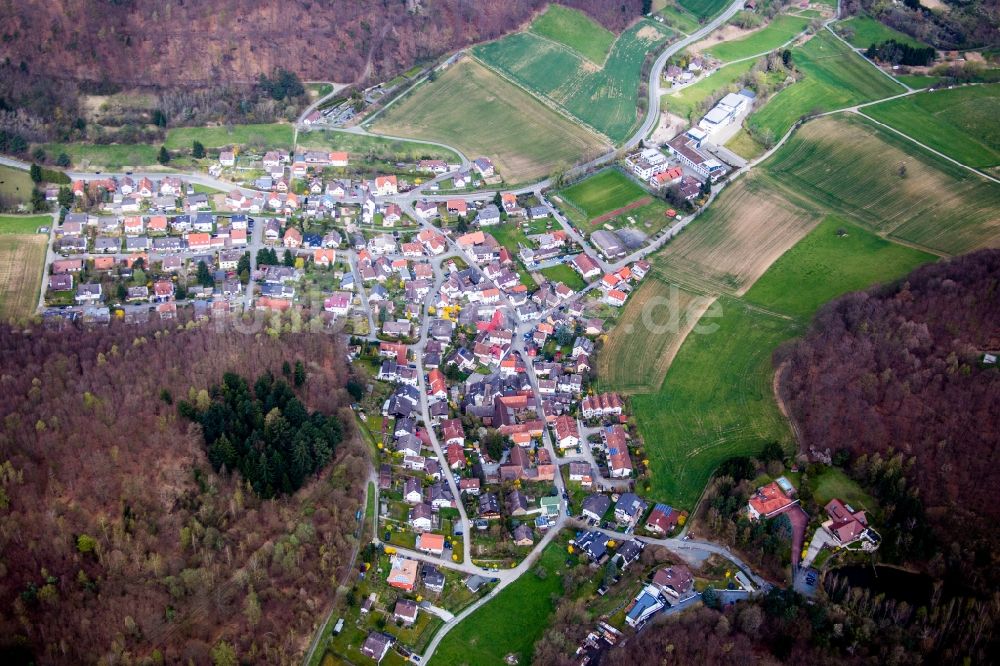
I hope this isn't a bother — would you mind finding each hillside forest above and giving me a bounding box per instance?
[0,0,643,142]
[0,320,366,664]
[778,249,1000,590]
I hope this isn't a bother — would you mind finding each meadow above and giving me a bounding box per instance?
[764,115,1000,255]
[837,15,930,49]
[529,4,615,64]
[724,127,766,159]
[370,59,607,182]
[650,173,820,295]
[34,142,159,168]
[861,84,1000,170]
[597,277,714,394]
[0,214,50,234]
[747,31,903,140]
[429,535,569,666]
[0,165,35,204]
[632,216,934,509]
[742,216,935,319]
[164,123,294,151]
[473,19,674,142]
[678,0,730,19]
[662,58,756,121]
[0,234,46,321]
[701,14,811,62]
[298,130,460,163]
[657,1,703,33]
[557,168,647,218]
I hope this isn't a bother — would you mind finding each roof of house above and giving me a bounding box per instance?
[748,481,795,518]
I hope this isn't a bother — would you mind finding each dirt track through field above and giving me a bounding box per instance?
[591,197,653,225]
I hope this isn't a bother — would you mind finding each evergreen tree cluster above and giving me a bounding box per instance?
[866,39,936,66]
[179,370,343,499]
[257,68,305,101]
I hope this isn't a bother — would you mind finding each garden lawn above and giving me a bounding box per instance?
[370,59,608,182]
[529,4,615,64]
[164,123,294,150]
[298,130,460,163]
[679,0,730,19]
[662,59,756,121]
[34,142,159,168]
[557,168,646,218]
[429,534,569,666]
[748,30,903,141]
[539,263,586,290]
[703,14,810,62]
[808,467,878,512]
[838,15,930,49]
[0,214,50,234]
[473,19,674,142]
[631,207,937,509]
[0,165,36,204]
[861,84,1000,169]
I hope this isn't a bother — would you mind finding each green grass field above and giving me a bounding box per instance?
[299,130,460,163]
[558,168,647,218]
[748,31,903,140]
[0,214,49,234]
[163,123,294,151]
[632,216,935,509]
[34,142,159,168]
[662,58,756,120]
[743,216,935,319]
[861,84,1000,169]
[429,535,569,666]
[0,165,35,204]
[679,0,730,19]
[725,127,766,159]
[529,4,615,64]
[837,15,930,49]
[539,263,587,290]
[808,467,877,511]
[703,14,811,62]
[658,2,703,33]
[473,19,674,142]
[893,74,940,89]
[763,115,1000,255]
[370,59,608,182]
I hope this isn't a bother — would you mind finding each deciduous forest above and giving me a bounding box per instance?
[778,249,1000,588]
[0,321,366,664]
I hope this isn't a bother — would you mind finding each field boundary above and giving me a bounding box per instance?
[591,196,653,225]
[468,53,615,144]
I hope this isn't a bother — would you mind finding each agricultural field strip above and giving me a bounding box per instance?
[852,111,1000,185]
[467,51,616,144]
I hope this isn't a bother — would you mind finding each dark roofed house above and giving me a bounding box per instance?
[512,524,534,546]
[576,530,610,562]
[614,539,644,570]
[361,632,394,662]
[653,564,694,599]
[422,564,446,593]
[582,494,611,522]
[506,490,529,516]
[394,599,419,626]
